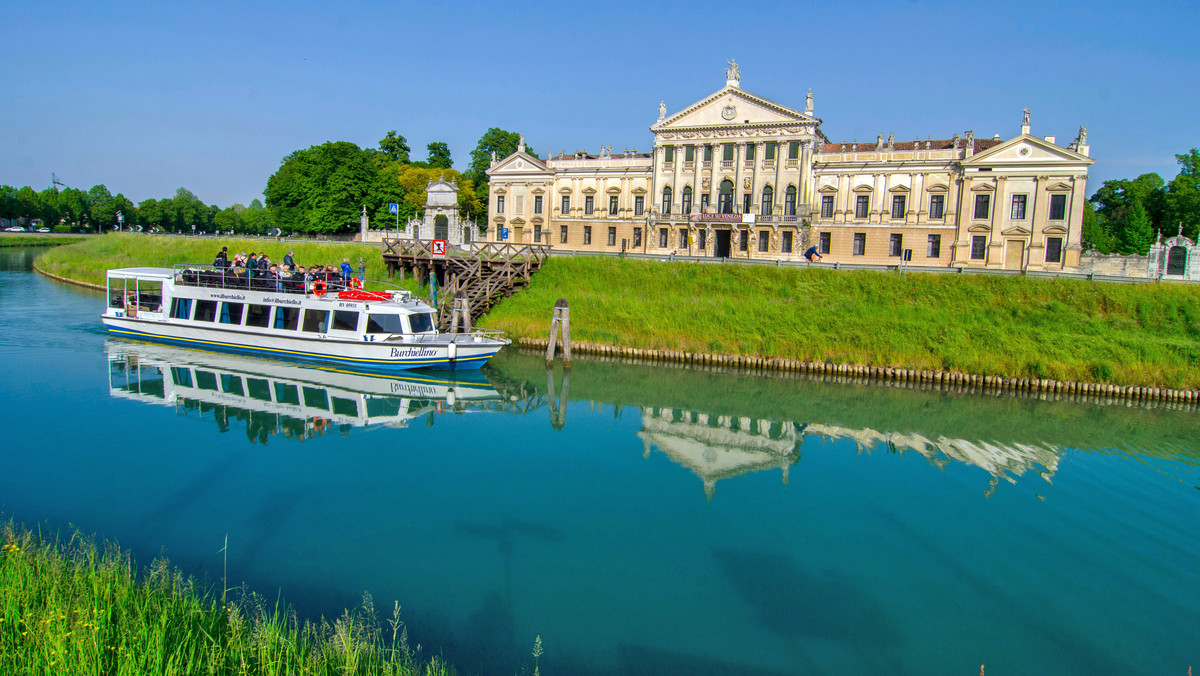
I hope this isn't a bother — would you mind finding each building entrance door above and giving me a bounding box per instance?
[1005,240,1024,270]
[1167,246,1187,275]
[513,226,523,243]
[715,229,732,258]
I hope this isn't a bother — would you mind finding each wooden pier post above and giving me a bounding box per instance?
[545,298,572,368]
[448,292,472,333]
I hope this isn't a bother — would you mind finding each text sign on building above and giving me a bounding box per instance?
[431,239,447,257]
[689,213,755,224]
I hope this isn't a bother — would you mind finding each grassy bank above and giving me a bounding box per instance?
[34,233,425,294]
[0,234,88,247]
[0,520,455,675]
[482,257,1200,388]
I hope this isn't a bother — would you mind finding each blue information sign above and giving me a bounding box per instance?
[500,227,509,240]
[388,203,398,213]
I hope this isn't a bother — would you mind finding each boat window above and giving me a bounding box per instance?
[366,314,405,334]
[195,370,219,392]
[246,378,271,402]
[171,298,192,320]
[302,309,328,333]
[409,312,435,333]
[302,387,329,410]
[194,300,218,322]
[109,289,124,309]
[332,310,359,332]
[331,397,359,417]
[365,397,403,417]
[220,374,244,396]
[170,367,193,387]
[274,383,300,405]
[245,304,271,328]
[220,302,244,325]
[274,306,300,331]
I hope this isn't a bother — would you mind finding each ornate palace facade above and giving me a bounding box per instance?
[486,62,1093,271]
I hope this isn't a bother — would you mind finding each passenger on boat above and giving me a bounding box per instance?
[213,247,228,268]
[340,258,353,281]
[283,251,296,268]
[257,254,271,274]
[246,253,257,279]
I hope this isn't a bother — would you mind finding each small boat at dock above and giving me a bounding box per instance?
[100,265,508,371]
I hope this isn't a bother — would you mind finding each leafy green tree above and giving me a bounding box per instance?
[88,185,117,229]
[15,186,38,224]
[37,187,61,225]
[463,128,535,210]
[137,198,164,231]
[379,130,411,163]
[265,141,377,234]
[1165,149,1200,240]
[1117,200,1155,255]
[0,185,17,222]
[60,188,91,228]
[1081,201,1115,253]
[425,142,453,169]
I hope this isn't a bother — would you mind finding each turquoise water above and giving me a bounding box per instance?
[2,248,1198,675]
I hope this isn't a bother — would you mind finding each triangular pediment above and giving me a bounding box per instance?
[963,134,1094,167]
[1002,225,1032,237]
[651,87,817,132]
[486,151,550,177]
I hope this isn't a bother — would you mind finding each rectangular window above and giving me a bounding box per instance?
[659,227,669,248]
[664,146,674,162]
[821,195,834,218]
[745,144,755,160]
[785,190,796,216]
[927,234,941,258]
[761,190,773,216]
[1046,236,1063,263]
[1010,194,1027,219]
[696,229,706,251]
[584,195,594,215]
[685,145,695,162]
[701,194,710,210]
[302,309,328,333]
[274,382,299,405]
[974,194,990,219]
[195,370,218,392]
[853,233,866,256]
[245,304,271,328]
[971,235,987,260]
[332,310,359,332]
[583,225,592,245]
[929,194,945,219]
[704,145,713,162]
[679,229,688,249]
[365,314,405,334]
[889,234,903,257]
[634,195,644,215]
[609,195,619,215]
[819,231,831,254]
[409,313,435,333]
[534,224,542,243]
[739,230,748,252]
[723,144,735,161]
[758,230,769,252]
[496,196,505,214]
[682,191,692,214]
[170,297,192,320]
[633,227,642,248]
[219,302,244,325]
[891,195,906,219]
[194,300,218,322]
[534,195,543,214]
[855,195,870,219]
[607,226,616,246]
[782,230,793,253]
[765,142,776,160]
[788,141,800,159]
[274,306,300,330]
[560,225,568,243]
[561,195,570,214]
[743,194,751,213]
[1049,194,1067,220]
[220,374,244,396]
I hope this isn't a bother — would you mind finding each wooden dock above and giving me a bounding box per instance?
[380,238,552,329]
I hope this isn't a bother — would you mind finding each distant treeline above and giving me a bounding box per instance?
[0,127,530,236]
[1082,148,1200,254]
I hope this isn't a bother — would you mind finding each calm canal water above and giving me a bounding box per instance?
[2,248,1198,675]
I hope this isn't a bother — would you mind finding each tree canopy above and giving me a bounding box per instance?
[1085,149,1200,254]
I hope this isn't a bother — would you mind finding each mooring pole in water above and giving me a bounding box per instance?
[545,367,570,430]
[449,291,472,333]
[545,298,571,368]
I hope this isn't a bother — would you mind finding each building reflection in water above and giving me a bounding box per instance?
[105,340,504,443]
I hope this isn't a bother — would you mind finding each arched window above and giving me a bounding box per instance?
[682,186,693,215]
[662,186,672,215]
[761,185,774,216]
[718,179,734,214]
[785,185,797,216]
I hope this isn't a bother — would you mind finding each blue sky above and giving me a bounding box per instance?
[3,0,1197,208]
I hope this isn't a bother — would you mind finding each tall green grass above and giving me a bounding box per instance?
[0,520,455,675]
[481,257,1200,388]
[0,234,87,248]
[34,233,426,295]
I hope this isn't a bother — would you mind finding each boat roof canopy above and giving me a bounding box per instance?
[107,267,176,281]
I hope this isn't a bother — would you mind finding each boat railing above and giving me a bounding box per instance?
[173,264,366,296]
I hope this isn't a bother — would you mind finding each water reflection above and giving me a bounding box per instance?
[106,340,504,442]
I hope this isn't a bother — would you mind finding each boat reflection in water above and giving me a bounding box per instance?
[106,340,503,443]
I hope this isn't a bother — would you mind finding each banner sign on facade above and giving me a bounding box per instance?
[688,213,756,224]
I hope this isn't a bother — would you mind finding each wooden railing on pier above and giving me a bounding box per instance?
[380,239,552,329]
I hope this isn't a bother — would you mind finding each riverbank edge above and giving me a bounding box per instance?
[520,336,1200,407]
[31,260,1199,407]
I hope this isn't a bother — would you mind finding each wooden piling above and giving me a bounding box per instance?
[448,292,472,334]
[545,298,572,368]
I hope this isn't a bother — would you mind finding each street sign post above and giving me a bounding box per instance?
[431,239,447,257]
[388,203,399,233]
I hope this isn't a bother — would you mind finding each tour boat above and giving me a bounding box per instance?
[100,265,508,371]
